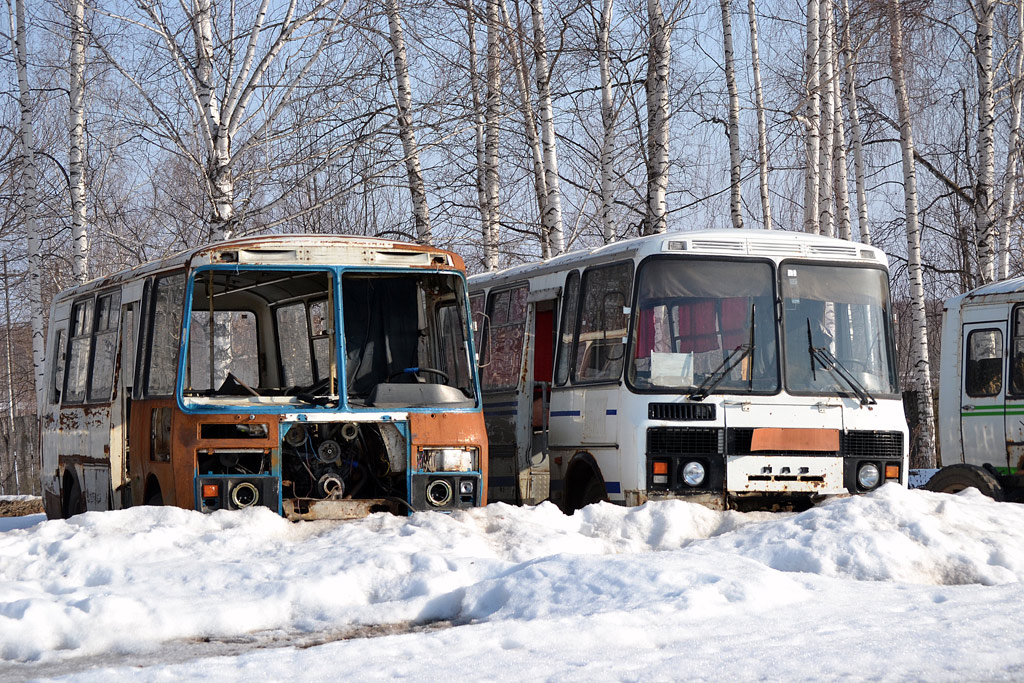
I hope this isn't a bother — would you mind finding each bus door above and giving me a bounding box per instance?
[1006,306,1024,471]
[961,318,1008,466]
[108,296,138,509]
[519,288,559,504]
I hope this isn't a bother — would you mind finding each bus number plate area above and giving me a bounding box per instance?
[726,455,845,494]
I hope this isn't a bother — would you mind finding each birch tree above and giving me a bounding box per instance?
[598,0,617,242]
[888,0,936,467]
[385,0,432,244]
[529,0,564,255]
[484,0,502,269]
[998,0,1024,280]
[69,0,88,282]
[720,0,743,230]
[841,0,870,244]
[644,0,670,235]
[975,0,997,283]
[7,0,45,409]
[817,0,835,237]
[748,0,771,230]
[467,0,492,263]
[832,25,852,241]
[96,0,346,242]
[804,0,820,234]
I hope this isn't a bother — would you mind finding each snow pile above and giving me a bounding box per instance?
[0,484,1023,675]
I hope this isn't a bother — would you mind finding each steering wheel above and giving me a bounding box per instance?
[387,367,450,383]
[226,371,260,397]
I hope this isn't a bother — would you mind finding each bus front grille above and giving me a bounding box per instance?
[647,427,722,455]
[840,431,903,459]
[648,402,716,422]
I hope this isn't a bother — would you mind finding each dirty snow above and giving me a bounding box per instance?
[1,485,1023,680]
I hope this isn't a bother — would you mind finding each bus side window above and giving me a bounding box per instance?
[1011,307,1024,396]
[554,271,580,386]
[49,328,66,405]
[483,285,527,390]
[88,291,122,402]
[144,273,186,397]
[64,299,94,404]
[573,262,633,383]
[966,329,1003,397]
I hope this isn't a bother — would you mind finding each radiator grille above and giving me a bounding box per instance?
[841,431,903,459]
[647,427,722,455]
[648,402,716,422]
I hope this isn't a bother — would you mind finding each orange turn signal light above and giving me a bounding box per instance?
[202,483,220,498]
[885,465,900,480]
[653,461,669,475]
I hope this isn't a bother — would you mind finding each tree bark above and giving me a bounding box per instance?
[817,0,835,237]
[8,0,45,410]
[385,0,432,244]
[721,0,743,230]
[484,0,502,269]
[841,0,870,244]
[644,0,670,235]
[529,0,564,256]
[832,25,851,241]
[804,0,820,234]
[888,0,936,468]
[999,0,1024,280]
[69,0,89,283]
[975,0,997,283]
[467,0,491,263]
[748,0,771,230]
[599,0,617,242]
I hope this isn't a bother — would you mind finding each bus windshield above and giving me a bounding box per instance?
[183,268,476,408]
[781,263,898,397]
[628,258,779,394]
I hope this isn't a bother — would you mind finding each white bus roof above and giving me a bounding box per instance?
[51,234,461,304]
[468,229,887,289]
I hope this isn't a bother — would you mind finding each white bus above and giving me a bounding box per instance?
[40,235,487,520]
[469,229,908,511]
[933,278,1024,500]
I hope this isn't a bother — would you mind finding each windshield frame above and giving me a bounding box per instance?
[778,259,900,400]
[176,264,481,414]
[625,254,782,397]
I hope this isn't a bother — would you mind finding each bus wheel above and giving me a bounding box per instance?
[580,476,607,509]
[61,473,85,519]
[923,464,1005,501]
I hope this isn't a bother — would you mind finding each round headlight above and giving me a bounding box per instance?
[857,463,881,490]
[231,482,260,508]
[426,479,454,507]
[682,461,706,487]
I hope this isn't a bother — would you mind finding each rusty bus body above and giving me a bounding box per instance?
[40,235,486,520]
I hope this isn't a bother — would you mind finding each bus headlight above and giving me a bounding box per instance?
[426,479,454,506]
[231,482,260,508]
[682,461,706,487]
[417,447,479,473]
[857,463,881,490]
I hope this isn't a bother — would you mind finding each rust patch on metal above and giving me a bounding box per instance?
[408,411,488,505]
[283,498,402,520]
[750,428,839,452]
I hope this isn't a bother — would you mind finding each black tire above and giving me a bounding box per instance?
[923,464,1005,501]
[61,475,85,519]
[579,476,607,509]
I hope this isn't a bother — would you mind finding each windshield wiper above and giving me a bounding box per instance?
[806,318,877,405]
[690,302,757,402]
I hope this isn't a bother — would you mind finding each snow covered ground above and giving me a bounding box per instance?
[1,485,1023,681]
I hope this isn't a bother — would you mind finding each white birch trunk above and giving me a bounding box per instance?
[832,31,852,241]
[645,0,670,235]
[9,0,45,410]
[841,0,870,244]
[888,0,936,467]
[500,0,549,258]
[748,0,771,231]
[484,0,502,270]
[529,0,564,256]
[467,0,491,257]
[976,0,997,283]
[599,0,617,242]
[804,0,821,234]
[386,0,432,244]
[817,0,835,237]
[69,0,88,283]
[999,0,1024,280]
[721,0,743,230]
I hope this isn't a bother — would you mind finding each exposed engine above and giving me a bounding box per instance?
[280,422,405,503]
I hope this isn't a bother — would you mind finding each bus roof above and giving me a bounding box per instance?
[468,228,887,290]
[52,234,463,303]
